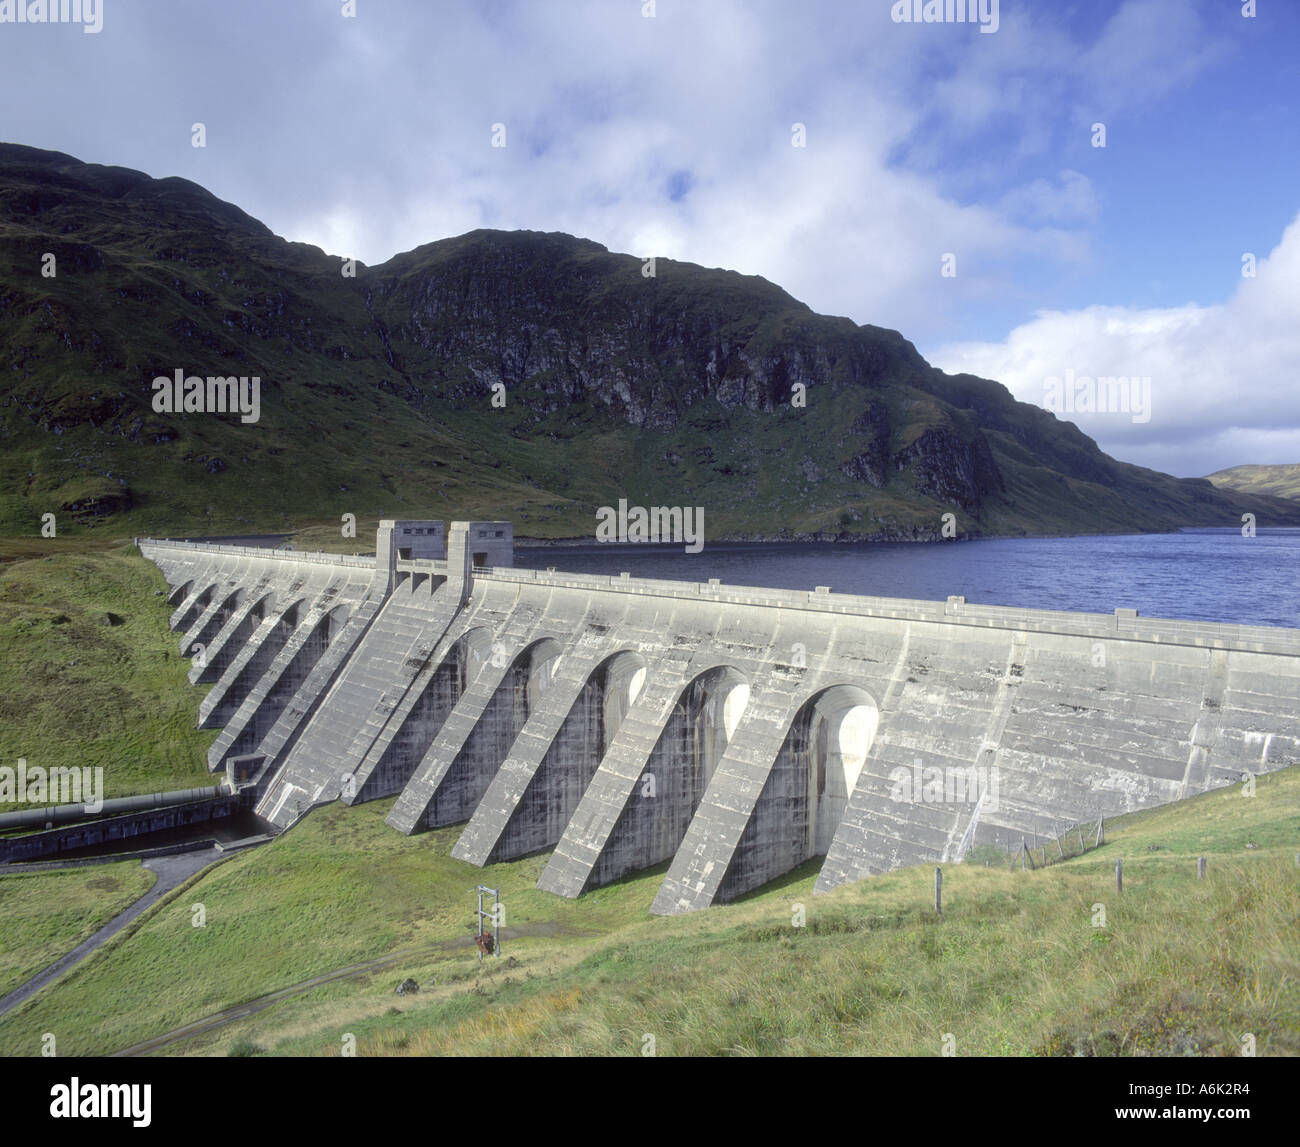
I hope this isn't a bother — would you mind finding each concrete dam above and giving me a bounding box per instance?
[138,521,1300,914]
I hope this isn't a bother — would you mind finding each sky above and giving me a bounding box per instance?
[1,0,1297,477]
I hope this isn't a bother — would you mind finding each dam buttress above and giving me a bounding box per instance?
[139,520,1300,914]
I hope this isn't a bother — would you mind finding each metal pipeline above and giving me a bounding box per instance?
[0,784,231,831]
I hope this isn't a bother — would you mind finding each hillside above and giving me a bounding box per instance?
[1208,463,1300,503]
[3,142,1299,540]
[0,542,216,814]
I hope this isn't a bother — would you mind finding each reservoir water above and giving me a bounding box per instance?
[516,529,1300,629]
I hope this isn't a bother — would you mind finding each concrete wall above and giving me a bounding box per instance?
[375,519,513,568]
[138,532,1300,915]
[457,522,514,569]
[388,519,446,560]
[0,793,251,864]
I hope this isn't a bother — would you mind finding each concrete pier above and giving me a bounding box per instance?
[139,522,1300,914]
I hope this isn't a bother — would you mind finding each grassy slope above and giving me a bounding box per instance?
[1209,464,1300,502]
[0,769,1294,1057]
[0,799,668,1055]
[0,543,215,812]
[0,861,155,998]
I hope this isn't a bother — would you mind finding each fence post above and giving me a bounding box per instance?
[1115,857,1123,894]
[934,867,943,915]
[1077,828,1085,854]
[1022,837,1035,871]
[1096,817,1104,847]
[1197,857,1206,880]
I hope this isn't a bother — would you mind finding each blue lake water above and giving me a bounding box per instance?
[516,529,1300,629]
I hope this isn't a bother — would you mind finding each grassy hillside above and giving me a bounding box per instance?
[0,861,156,998]
[1,768,1294,1057]
[1208,463,1300,502]
[0,543,216,813]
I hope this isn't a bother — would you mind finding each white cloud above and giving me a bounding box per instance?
[253,1,1109,342]
[1076,0,1228,118]
[929,212,1300,477]
[4,0,1285,477]
[996,170,1098,225]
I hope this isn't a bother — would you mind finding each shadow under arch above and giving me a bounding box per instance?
[174,582,216,633]
[212,602,351,770]
[194,590,276,683]
[200,598,308,729]
[423,635,570,828]
[714,682,879,904]
[352,625,499,803]
[487,648,649,863]
[585,663,751,891]
[185,587,246,656]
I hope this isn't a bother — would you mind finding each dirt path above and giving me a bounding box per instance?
[0,849,225,1020]
[112,922,580,1057]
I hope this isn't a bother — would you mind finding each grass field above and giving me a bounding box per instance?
[0,861,156,999]
[0,767,1295,1057]
[0,543,216,814]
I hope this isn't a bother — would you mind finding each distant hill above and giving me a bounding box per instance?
[3,141,1300,540]
[1207,463,1300,503]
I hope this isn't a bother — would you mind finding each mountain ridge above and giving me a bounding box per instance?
[2,141,1297,540]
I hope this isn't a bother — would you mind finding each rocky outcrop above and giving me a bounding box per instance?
[840,401,892,488]
[892,427,1005,511]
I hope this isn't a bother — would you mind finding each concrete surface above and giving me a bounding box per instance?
[137,521,1300,915]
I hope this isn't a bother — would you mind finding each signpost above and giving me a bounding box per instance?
[475,885,501,961]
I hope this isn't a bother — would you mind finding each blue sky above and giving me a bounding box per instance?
[1,0,1297,476]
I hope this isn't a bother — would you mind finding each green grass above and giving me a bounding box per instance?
[0,769,1295,1057]
[324,772,1298,1058]
[0,861,155,998]
[0,543,216,812]
[1209,464,1300,502]
[0,796,665,1055]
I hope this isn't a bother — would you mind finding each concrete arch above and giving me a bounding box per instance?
[714,683,879,903]
[423,637,568,827]
[460,625,497,679]
[585,664,750,891]
[804,685,880,855]
[598,650,648,744]
[324,603,352,638]
[167,579,194,607]
[527,638,565,710]
[356,626,499,802]
[183,587,245,657]
[194,591,275,683]
[482,649,650,863]
[174,583,215,632]
[212,603,350,767]
[200,599,305,729]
